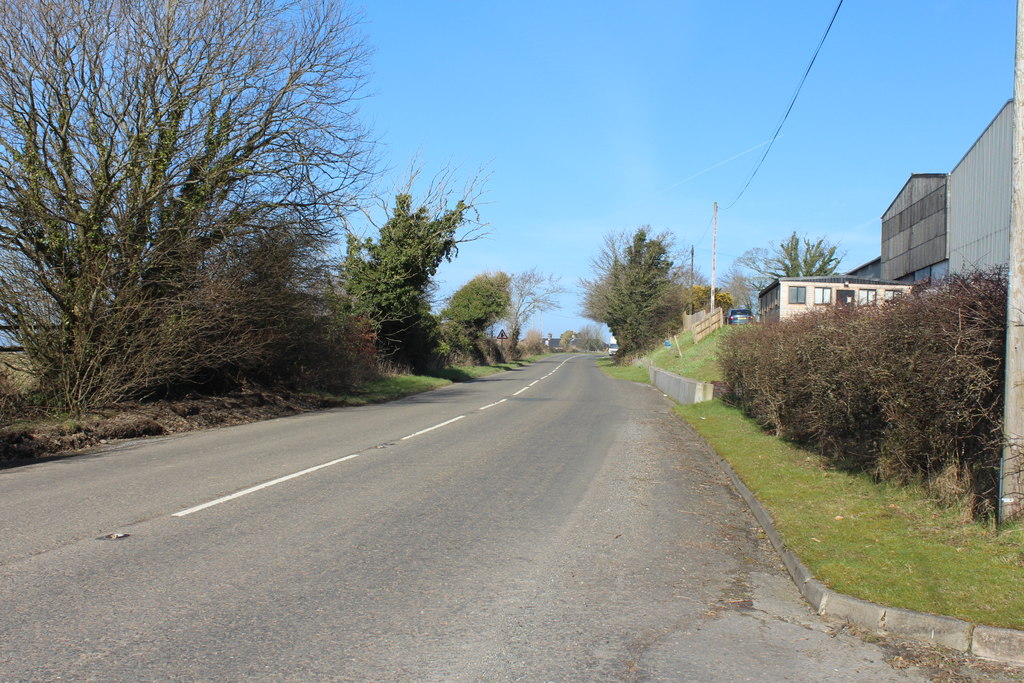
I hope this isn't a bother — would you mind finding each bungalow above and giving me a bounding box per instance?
[758,275,912,323]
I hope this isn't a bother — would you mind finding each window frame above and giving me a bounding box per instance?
[858,289,877,305]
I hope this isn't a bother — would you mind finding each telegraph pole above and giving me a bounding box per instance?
[689,245,695,314]
[1002,0,1024,524]
[710,202,718,313]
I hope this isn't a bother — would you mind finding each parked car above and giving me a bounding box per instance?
[725,308,754,325]
[607,343,619,356]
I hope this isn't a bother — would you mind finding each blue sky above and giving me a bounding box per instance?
[354,1,1016,336]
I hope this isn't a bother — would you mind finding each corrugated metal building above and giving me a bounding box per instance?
[880,173,948,282]
[947,99,1013,274]
[878,99,1012,283]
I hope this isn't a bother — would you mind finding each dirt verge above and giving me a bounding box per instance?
[0,388,340,465]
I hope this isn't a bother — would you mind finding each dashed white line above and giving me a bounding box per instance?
[174,359,578,517]
[480,398,507,410]
[173,453,362,517]
[400,415,466,440]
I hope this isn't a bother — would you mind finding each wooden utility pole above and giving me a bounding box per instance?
[1002,0,1024,524]
[710,202,718,313]
[689,245,695,314]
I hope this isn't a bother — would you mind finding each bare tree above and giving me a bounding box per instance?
[720,264,757,312]
[505,269,566,357]
[0,0,375,410]
[575,323,607,352]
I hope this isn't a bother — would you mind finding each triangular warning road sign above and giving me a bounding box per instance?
[496,329,508,339]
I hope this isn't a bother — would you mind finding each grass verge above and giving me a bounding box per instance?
[330,375,453,405]
[678,399,1024,630]
[595,356,649,383]
[312,356,549,405]
[598,338,1024,630]
[427,357,539,382]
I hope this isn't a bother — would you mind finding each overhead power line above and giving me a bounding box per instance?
[723,0,845,210]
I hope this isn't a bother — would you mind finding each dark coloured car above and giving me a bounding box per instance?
[725,308,754,325]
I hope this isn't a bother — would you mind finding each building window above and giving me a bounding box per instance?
[813,287,832,305]
[858,289,877,305]
[883,289,902,301]
[788,286,806,304]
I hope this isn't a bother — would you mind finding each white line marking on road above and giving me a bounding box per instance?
[513,387,529,396]
[479,398,507,410]
[173,453,362,517]
[400,415,466,440]
[529,380,539,386]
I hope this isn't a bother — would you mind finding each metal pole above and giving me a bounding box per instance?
[710,202,718,313]
[1001,0,1024,524]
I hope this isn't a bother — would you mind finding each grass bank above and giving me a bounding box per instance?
[596,332,1024,630]
[680,400,1024,630]
[647,327,730,382]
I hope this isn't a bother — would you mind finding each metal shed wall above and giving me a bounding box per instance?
[880,174,947,281]
[947,100,1012,273]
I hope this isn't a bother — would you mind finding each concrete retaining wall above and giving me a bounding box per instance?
[648,366,714,405]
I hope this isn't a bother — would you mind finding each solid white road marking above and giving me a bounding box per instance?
[400,415,466,440]
[513,387,529,396]
[172,453,363,517]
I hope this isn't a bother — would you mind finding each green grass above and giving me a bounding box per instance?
[678,400,1024,630]
[427,357,538,382]
[595,356,649,383]
[318,355,548,405]
[648,327,731,382]
[596,329,1024,629]
[334,375,453,405]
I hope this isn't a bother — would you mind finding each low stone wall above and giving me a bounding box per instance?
[648,366,714,405]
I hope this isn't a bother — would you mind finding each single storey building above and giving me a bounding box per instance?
[758,276,912,323]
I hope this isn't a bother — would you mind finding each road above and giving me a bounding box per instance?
[0,355,933,681]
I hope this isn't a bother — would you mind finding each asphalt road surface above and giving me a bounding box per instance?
[1,355,938,681]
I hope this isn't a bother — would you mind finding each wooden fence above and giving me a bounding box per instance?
[693,308,723,344]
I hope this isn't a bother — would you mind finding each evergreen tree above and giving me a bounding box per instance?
[582,227,683,359]
[342,194,466,369]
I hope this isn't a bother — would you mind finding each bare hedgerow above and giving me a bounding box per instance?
[720,270,1007,517]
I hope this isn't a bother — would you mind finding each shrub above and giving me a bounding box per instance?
[519,329,547,357]
[720,270,1007,516]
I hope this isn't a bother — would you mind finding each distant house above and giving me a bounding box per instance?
[758,275,912,323]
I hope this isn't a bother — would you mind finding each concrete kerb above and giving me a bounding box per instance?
[655,375,1024,667]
